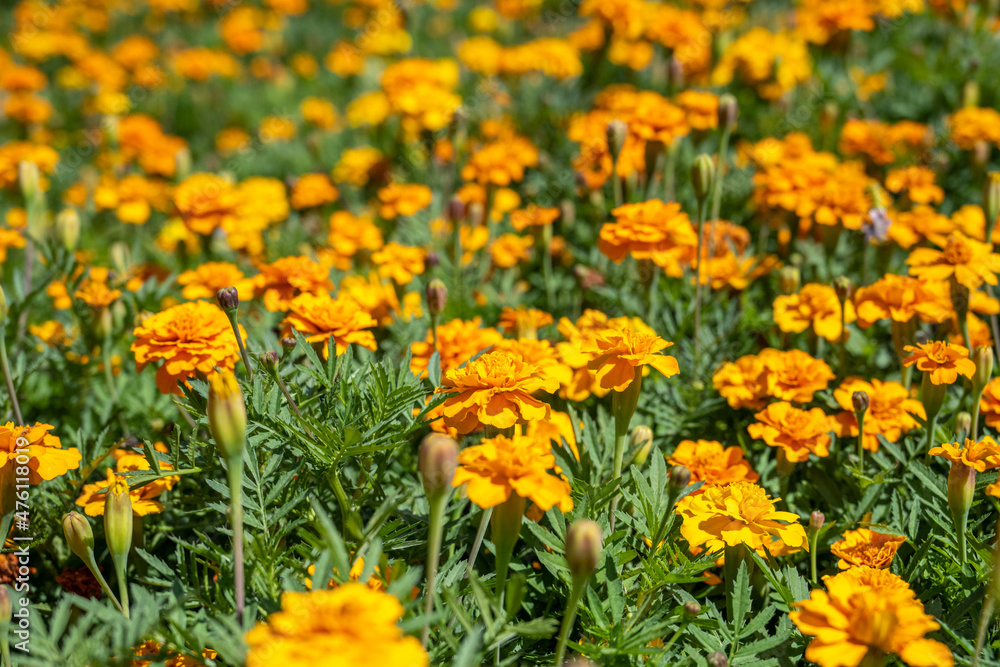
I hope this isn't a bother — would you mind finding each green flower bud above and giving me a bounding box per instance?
[216,286,239,312]
[418,433,459,501]
[629,425,653,466]
[18,161,39,203]
[973,345,994,392]
[852,391,869,416]
[606,120,627,160]
[691,154,715,203]
[104,474,134,566]
[62,511,95,562]
[956,411,972,438]
[809,510,825,532]
[668,464,691,494]
[718,94,738,131]
[426,279,448,317]
[778,267,800,295]
[984,172,1000,239]
[208,370,247,461]
[833,277,852,304]
[55,208,81,251]
[565,519,603,579]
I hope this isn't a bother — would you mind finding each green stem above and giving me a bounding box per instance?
[422,494,448,647]
[809,528,820,585]
[542,223,555,311]
[103,329,119,405]
[710,127,732,222]
[84,551,123,613]
[694,197,707,361]
[467,507,493,571]
[973,386,986,440]
[114,558,130,619]
[972,594,995,667]
[228,455,245,625]
[0,333,22,424]
[664,141,678,202]
[227,312,253,382]
[609,431,628,535]
[857,414,865,470]
[552,578,586,667]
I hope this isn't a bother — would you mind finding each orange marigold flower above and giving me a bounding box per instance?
[510,204,560,231]
[980,377,1000,429]
[902,340,975,385]
[371,242,427,285]
[498,306,554,338]
[597,200,698,276]
[177,262,256,301]
[76,452,178,517]
[332,147,385,187]
[773,283,856,343]
[666,440,758,489]
[173,173,241,236]
[281,293,378,359]
[948,106,1000,150]
[0,422,80,484]
[254,255,334,312]
[453,433,573,511]
[833,377,925,452]
[409,317,504,378]
[435,349,557,434]
[490,233,533,268]
[291,173,339,210]
[131,301,245,395]
[712,353,770,410]
[887,205,955,249]
[906,232,1000,289]
[853,274,951,328]
[325,211,384,270]
[748,402,834,463]
[831,528,906,570]
[675,90,719,131]
[582,327,679,392]
[245,585,428,667]
[74,278,122,310]
[554,311,653,401]
[791,567,953,667]
[761,348,835,403]
[928,436,1000,472]
[885,166,944,205]
[676,481,808,556]
[376,183,433,219]
[0,228,25,262]
[460,136,540,186]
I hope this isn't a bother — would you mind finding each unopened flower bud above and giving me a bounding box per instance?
[418,433,459,501]
[668,465,691,494]
[426,279,448,317]
[175,146,192,181]
[18,161,39,202]
[629,425,653,466]
[560,199,575,227]
[447,197,466,223]
[668,55,684,89]
[718,94,738,131]
[207,370,247,461]
[985,172,1000,239]
[833,277,852,303]
[684,600,701,617]
[565,519,603,579]
[104,474,134,565]
[606,120,627,159]
[963,80,980,108]
[956,411,972,437]
[217,286,239,312]
[973,345,994,391]
[691,154,715,202]
[778,267,800,295]
[62,511,95,562]
[852,391,869,416]
[425,250,440,269]
[56,208,80,251]
[708,652,728,667]
[951,280,970,318]
[809,510,825,531]
[259,350,280,376]
[281,337,297,351]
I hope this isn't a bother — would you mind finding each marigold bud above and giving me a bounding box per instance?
[708,652,728,667]
[281,336,297,351]
[809,510,825,531]
[418,433,459,501]
[447,197,466,223]
[955,411,972,437]
[426,279,448,317]
[668,465,692,494]
[691,154,715,202]
[62,511,95,562]
[718,95,738,132]
[629,425,653,466]
[948,461,976,542]
[565,519,603,579]
[852,391,869,416]
[18,161,39,202]
[963,80,980,108]
[973,345,994,392]
[216,286,239,312]
[684,600,701,617]
[56,208,81,251]
[778,267,800,295]
[606,120,627,159]
[175,146,192,181]
[985,172,1000,236]
[668,55,685,89]
[560,199,575,228]
[259,350,280,376]
[208,370,247,461]
[104,474,134,565]
[833,277,852,303]
[425,250,440,269]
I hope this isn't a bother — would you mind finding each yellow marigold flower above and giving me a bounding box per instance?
[906,232,1000,289]
[831,528,906,570]
[453,433,573,511]
[30,320,70,349]
[0,228,25,262]
[490,338,574,389]
[75,451,178,517]
[676,481,808,556]
[325,41,364,76]
[371,242,427,285]
[582,327,679,392]
[761,348,835,403]
[460,136,540,186]
[435,349,557,434]
[498,306,554,338]
[598,200,698,276]
[929,436,1000,472]
[339,271,400,326]
[833,377,925,452]
[174,173,241,236]
[885,166,944,205]
[74,278,121,310]
[902,340,975,385]
[254,255,334,312]
[510,205,560,231]
[93,174,170,225]
[948,106,1000,150]
[791,567,953,667]
[665,440,758,490]
[526,410,580,459]
[132,301,245,395]
[773,283,856,343]
[712,353,770,410]
[490,233,533,268]
[376,183,433,219]
[215,127,251,156]
[711,28,811,100]
[409,317,503,378]
[324,211,384,270]
[245,585,428,667]
[748,402,835,463]
[281,293,378,359]
[0,422,80,484]
[176,262,256,301]
[300,96,337,129]
[291,173,339,210]
[852,274,951,327]
[675,90,719,130]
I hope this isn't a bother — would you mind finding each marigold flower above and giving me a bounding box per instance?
[173,173,241,236]
[176,262,256,301]
[281,293,378,359]
[902,340,975,385]
[598,200,698,276]
[376,183,433,219]
[791,567,953,667]
[830,528,906,570]
[498,306,554,338]
[666,440,758,490]
[676,481,808,556]
[74,278,121,310]
[885,166,944,205]
[833,377,925,452]
[761,348,835,403]
[949,106,1000,150]
[453,433,573,511]
[853,274,951,328]
[332,147,385,186]
[131,301,245,395]
[291,173,339,210]
[254,255,334,312]
[773,284,856,342]
[76,451,178,517]
[510,204,560,231]
[980,377,1000,429]
[929,436,1000,472]
[713,353,770,410]
[409,317,504,378]
[245,585,428,667]
[435,349,557,434]
[582,327,679,392]
[461,136,540,186]
[675,90,719,130]
[371,242,426,285]
[0,422,79,484]
[490,233,533,268]
[748,402,835,463]
[906,232,1000,289]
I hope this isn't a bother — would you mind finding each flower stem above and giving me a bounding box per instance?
[0,332,22,424]
[552,577,586,667]
[609,371,642,533]
[809,527,820,585]
[710,126,731,223]
[103,330,119,405]
[84,552,122,613]
[973,594,996,667]
[467,507,493,571]
[694,197,707,361]
[226,312,253,382]
[422,493,448,647]
[227,455,245,625]
[113,557,130,619]
[542,223,555,311]
[857,413,866,470]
